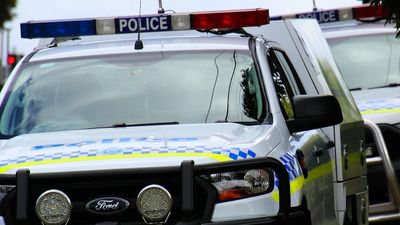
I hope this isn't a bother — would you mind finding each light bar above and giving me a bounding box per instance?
[21,9,269,39]
[271,4,389,24]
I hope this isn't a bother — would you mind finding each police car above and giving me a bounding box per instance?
[325,18,400,224]
[0,8,367,225]
[276,4,400,223]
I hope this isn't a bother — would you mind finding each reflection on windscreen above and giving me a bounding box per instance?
[328,33,400,90]
[0,50,265,136]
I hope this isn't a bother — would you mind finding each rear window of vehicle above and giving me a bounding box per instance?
[327,33,400,90]
[0,50,266,136]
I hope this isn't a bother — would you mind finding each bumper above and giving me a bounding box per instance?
[203,208,311,225]
[0,158,309,225]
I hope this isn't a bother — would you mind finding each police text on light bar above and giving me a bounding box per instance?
[271,4,389,24]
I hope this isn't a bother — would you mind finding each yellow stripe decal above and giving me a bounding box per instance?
[361,109,400,115]
[271,161,333,202]
[0,153,231,174]
[305,161,332,184]
[271,175,305,202]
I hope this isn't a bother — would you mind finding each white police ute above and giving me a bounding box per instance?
[277,4,400,223]
[0,8,366,225]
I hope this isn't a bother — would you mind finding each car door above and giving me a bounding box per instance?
[266,46,337,225]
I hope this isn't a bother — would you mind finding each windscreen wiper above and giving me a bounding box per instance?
[112,121,179,127]
[214,120,261,125]
[368,83,400,90]
[86,121,179,130]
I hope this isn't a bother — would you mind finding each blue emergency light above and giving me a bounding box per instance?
[21,9,269,39]
[21,19,96,38]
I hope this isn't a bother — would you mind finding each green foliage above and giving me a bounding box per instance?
[0,0,16,28]
[240,67,259,120]
[370,0,400,38]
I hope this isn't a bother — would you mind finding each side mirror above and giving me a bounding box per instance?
[287,95,343,133]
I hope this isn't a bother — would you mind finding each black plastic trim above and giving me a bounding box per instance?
[182,160,194,212]
[195,177,218,221]
[2,189,16,225]
[16,169,29,221]
[249,37,270,124]
[201,207,311,225]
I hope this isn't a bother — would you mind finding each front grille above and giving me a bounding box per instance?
[0,167,216,225]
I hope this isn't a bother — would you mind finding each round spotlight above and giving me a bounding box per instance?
[136,185,173,224]
[35,190,72,225]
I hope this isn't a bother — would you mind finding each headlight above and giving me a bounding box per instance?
[205,168,274,202]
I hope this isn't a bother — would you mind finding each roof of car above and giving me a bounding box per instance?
[29,32,252,62]
[322,21,396,39]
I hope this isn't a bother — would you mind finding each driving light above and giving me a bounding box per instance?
[207,168,274,202]
[35,190,72,225]
[136,185,173,224]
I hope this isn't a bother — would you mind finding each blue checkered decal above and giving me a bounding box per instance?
[357,98,400,112]
[0,146,257,167]
[274,153,300,188]
[280,153,299,181]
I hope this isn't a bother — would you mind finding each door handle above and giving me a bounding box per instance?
[314,146,323,163]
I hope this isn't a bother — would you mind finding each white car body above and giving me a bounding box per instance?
[0,12,367,225]
[324,17,400,223]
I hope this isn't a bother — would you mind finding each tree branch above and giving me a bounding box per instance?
[0,0,17,28]
[370,0,400,37]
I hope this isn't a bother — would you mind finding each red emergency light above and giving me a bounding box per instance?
[192,8,269,30]
[7,55,16,65]
[353,5,390,20]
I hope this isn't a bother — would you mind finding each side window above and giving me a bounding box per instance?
[274,50,305,95]
[267,49,303,120]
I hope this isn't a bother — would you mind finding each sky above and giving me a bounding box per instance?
[5,0,361,55]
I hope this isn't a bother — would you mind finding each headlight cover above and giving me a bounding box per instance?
[35,189,72,225]
[204,168,274,202]
[136,184,173,224]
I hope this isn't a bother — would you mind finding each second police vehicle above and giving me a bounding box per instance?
[0,6,367,225]
[275,4,400,223]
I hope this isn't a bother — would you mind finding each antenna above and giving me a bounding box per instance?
[134,0,144,50]
[158,0,165,14]
[312,0,318,11]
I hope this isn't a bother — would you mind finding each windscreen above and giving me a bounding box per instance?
[328,33,400,90]
[0,50,266,136]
